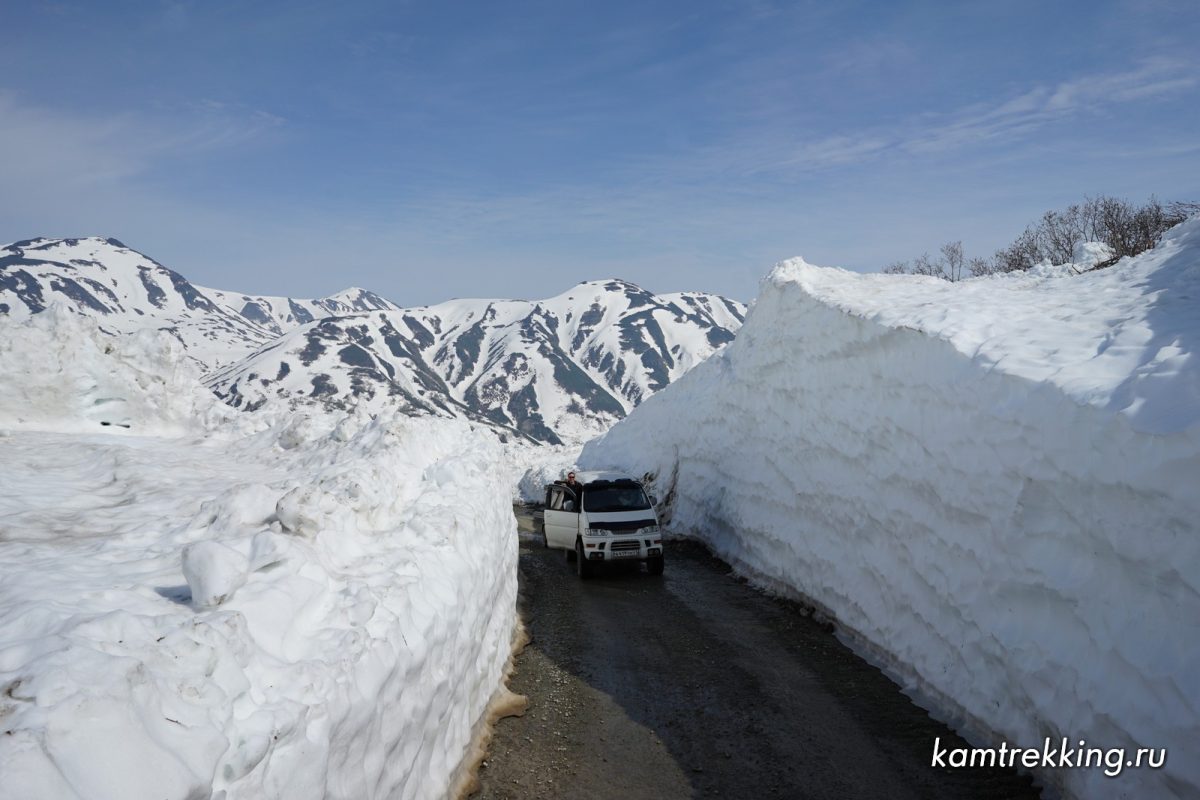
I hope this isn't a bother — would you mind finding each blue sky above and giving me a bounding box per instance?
[2,0,1198,304]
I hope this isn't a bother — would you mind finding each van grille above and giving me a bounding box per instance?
[610,540,641,553]
[587,519,655,532]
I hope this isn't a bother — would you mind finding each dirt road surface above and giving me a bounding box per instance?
[474,508,1039,799]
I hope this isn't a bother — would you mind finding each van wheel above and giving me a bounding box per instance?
[566,546,576,563]
[647,555,664,576]
[576,540,593,579]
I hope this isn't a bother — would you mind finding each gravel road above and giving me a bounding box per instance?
[473,508,1040,799]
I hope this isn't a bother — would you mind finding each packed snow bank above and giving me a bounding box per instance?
[0,305,234,435]
[784,218,1200,436]
[581,219,1200,799]
[506,442,582,504]
[0,415,518,800]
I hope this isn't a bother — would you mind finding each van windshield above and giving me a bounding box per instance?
[583,485,651,513]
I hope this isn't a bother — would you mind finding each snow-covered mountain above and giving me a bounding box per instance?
[204,312,469,421]
[1,237,745,443]
[209,282,744,444]
[199,283,402,336]
[0,237,276,367]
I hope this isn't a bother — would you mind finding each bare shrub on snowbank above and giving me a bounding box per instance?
[886,195,1199,280]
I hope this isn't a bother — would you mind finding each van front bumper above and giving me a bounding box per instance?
[583,536,662,561]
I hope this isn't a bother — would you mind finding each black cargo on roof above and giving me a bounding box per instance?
[582,478,640,490]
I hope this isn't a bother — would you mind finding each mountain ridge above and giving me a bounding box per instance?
[1,236,746,444]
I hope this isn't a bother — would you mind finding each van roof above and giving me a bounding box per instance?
[573,470,638,484]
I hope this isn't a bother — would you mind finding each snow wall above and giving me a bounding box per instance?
[0,311,519,799]
[580,220,1200,799]
[0,305,234,435]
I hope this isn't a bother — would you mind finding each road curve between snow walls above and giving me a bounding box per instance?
[579,238,1200,800]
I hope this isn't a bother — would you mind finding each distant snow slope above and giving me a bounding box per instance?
[199,283,403,336]
[206,281,744,444]
[0,237,275,368]
[0,315,518,799]
[1,237,745,444]
[400,281,741,442]
[580,218,1200,800]
[203,312,468,422]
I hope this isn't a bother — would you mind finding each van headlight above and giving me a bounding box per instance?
[642,524,659,533]
[585,528,607,537]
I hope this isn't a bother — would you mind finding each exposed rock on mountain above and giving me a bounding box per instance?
[1,237,745,443]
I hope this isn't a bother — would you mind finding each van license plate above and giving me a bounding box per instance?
[611,549,641,558]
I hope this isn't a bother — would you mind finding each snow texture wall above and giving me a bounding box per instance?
[581,221,1200,799]
[0,310,519,800]
[0,305,235,435]
[0,417,518,800]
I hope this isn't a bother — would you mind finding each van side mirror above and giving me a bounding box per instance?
[649,495,658,506]
[564,500,575,512]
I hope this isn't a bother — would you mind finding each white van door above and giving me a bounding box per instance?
[543,485,580,549]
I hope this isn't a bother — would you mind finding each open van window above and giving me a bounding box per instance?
[546,485,579,512]
[583,485,651,513]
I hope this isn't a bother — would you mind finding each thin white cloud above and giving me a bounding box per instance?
[819,37,917,78]
[0,92,142,184]
[0,91,283,189]
[1044,56,1194,108]
[390,55,1197,243]
[778,135,892,169]
[0,90,286,262]
[728,57,1199,174]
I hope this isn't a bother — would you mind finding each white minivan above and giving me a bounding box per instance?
[541,471,663,578]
